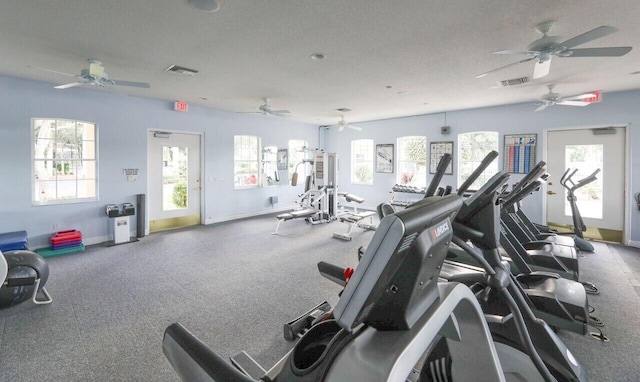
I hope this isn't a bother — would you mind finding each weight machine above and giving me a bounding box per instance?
[273,149,339,234]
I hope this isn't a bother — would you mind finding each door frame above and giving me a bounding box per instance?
[542,124,630,245]
[146,129,205,235]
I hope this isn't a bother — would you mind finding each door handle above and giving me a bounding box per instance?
[193,186,202,191]
[547,190,556,195]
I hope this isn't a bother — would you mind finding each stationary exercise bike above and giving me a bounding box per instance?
[0,250,52,309]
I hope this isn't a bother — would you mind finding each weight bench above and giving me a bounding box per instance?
[339,192,365,204]
[332,210,377,241]
[273,208,320,234]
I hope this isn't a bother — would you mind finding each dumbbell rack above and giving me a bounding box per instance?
[389,184,426,208]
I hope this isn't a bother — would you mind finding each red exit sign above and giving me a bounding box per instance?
[583,91,601,103]
[174,101,189,112]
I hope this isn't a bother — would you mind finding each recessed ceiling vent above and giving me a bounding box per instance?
[164,65,199,76]
[498,76,529,87]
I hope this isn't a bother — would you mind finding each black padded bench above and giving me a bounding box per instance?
[273,208,320,234]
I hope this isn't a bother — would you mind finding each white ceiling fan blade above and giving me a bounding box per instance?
[560,93,596,101]
[565,47,632,57]
[556,100,590,107]
[347,124,362,131]
[28,65,77,78]
[112,79,151,88]
[476,57,536,78]
[55,82,84,89]
[492,50,538,55]
[535,103,549,112]
[560,26,618,49]
[533,59,551,79]
[338,125,344,132]
[270,109,290,114]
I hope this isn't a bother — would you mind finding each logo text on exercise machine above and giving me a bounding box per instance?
[430,221,450,239]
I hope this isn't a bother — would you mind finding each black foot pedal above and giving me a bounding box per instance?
[230,351,266,380]
[283,301,332,341]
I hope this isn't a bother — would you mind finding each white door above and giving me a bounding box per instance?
[148,131,201,232]
[545,127,625,240]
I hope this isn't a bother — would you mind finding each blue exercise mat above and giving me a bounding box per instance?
[0,231,28,252]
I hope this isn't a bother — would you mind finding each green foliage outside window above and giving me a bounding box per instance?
[172,182,188,208]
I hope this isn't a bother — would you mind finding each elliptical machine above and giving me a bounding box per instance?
[557,168,601,252]
[0,250,52,308]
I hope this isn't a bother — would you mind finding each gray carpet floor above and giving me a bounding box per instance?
[0,214,638,381]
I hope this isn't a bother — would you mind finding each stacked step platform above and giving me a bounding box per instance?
[0,230,29,252]
[36,230,85,258]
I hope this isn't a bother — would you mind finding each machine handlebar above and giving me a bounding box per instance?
[457,150,499,195]
[425,153,452,197]
[560,168,600,191]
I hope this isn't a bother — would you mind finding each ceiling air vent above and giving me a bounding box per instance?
[499,77,529,87]
[164,65,199,76]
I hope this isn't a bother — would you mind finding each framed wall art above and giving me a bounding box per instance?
[277,149,288,170]
[376,144,394,173]
[430,141,453,174]
[504,134,536,174]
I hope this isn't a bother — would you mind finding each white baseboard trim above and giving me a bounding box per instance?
[84,235,111,247]
[205,206,292,225]
[628,240,640,248]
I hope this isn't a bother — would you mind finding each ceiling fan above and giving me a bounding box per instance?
[332,116,362,132]
[244,98,290,117]
[534,85,598,111]
[29,59,150,89]
[477,21,632,80]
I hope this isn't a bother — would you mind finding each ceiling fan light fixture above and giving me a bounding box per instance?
[187,0,220,12]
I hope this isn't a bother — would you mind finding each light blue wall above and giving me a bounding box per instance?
[324,90,639,244]
[2,74,638,248]
[0,75,318,248]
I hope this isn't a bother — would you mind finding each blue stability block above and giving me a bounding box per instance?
[0,230,28,252]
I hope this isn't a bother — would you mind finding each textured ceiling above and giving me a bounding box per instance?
[1,0,639,125]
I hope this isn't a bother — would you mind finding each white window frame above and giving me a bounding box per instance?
[351,139,374,185]
[234,135,261,189]
[32,118,98,205]
[457,131,499,190]
[396,136,427,188]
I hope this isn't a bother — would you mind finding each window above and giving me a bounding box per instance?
[397,136,427,187]
[564,144,603,219]
[162,146,188,210]
[458,131,499,190]
[32,118,98,205]
[234,135,261,189]
[288,140,308,182]
[351,139,374,185]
